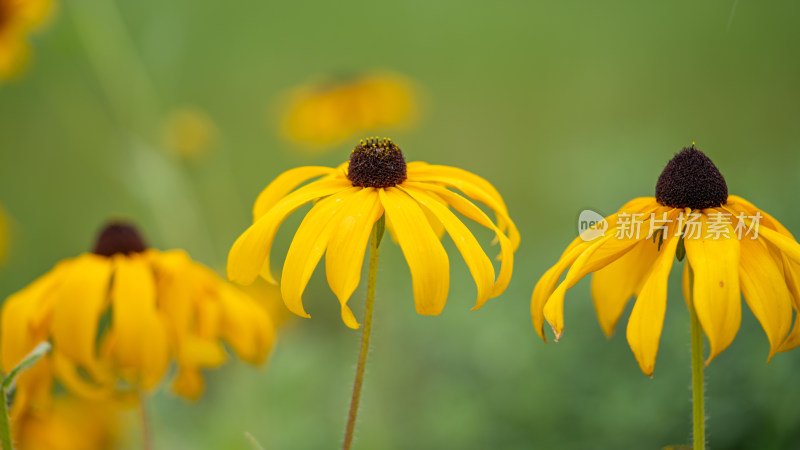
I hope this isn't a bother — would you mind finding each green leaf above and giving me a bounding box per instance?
[3,342,52,390]
[244,432,266,450]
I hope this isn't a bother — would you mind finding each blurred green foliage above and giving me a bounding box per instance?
[2,0,800,448]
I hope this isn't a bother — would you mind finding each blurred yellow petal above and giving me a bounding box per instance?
[227,178,351,285]
[380,188,449,315]
[685,217,741,364]
[325,188,383,329]
[281,187,360,320]
[51,254,112,375]
[219,284,275,364]
[252,166,336,220]
[52,351,113,400]
[738,237,792,359]
[626,234,679,376]
[401,184,495,310]
[173,367,205,401]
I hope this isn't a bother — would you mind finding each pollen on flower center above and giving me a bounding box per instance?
[93,222,148,256]
[347,137,407,188]
[655,145,728,210]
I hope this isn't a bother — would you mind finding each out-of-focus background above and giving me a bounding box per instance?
[2,0,800,448]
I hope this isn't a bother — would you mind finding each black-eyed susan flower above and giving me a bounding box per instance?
[0,0,53,80]
[228,137,519,329]
[279,73,418,151]
[1,221,276,406]
[532,145,800,376]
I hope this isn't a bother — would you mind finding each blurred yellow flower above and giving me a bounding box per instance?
[280,72,418,151]
[531,146,800,375]
[228,138,519,328]
[1,221,276,403]
[13,396,120,450]
[163,107,218,161]
[0,0,53,80]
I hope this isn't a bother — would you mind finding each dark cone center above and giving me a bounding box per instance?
[347,137,407,188]
[93,222,148,256]
[655,145,728,210]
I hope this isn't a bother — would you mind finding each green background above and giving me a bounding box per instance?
[2,0,800,448]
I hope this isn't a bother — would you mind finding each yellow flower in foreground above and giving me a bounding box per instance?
[163,106,218,161]
[0,0,53,80]
[280,73,417,150]
[532,146,800,375]
[1,221,275,405]
[14,396,119,450]
[228,138,519,328]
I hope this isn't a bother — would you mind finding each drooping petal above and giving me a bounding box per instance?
[758,225,800,266]
[406,164,521,251]
[281,187,360,320]
[738,237,792,359]
[52,351,113,400]
[252,166,335,220]
[404,181,514,298]
[109,255,170,390]
[626,233,679,376]
[218,284,275,364]
[592,239,661,337]
[379,187,450,315]
[325,188,383,329]
[172,367,205,401]
[228,178,352,285]
[401,184,495,310]
[50,254,113,376]
[684,215,741,364]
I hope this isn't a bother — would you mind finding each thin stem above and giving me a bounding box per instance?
[688,265,705,450]
[342,219,383,450]
[0,387,13,450]
[138,391,153,450]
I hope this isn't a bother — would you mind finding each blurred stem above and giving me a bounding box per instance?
[0,386,12,450]
[688,265,705,450]
[342,217,384,450]
[138,391,153,450]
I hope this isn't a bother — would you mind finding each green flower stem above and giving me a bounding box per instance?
[0,385,12,450]
[342,218,384,450]
[688,265,705,450]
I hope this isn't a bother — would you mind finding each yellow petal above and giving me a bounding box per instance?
[252,166,335,220]
[218,284,275,364]
[758,225,800,265]
[625,233,679,376]
[738,237,792,359]
[684,216,741,364]
[406,164,521,251]
[405,181,514,298]
[173,367,205,401]
[325,188,383,329]
[178,335,227,368]
[379,188,450,315]
[401,184,495,310]
[591,239,661,337]
[109,255,170,389]
[52,351,113,400]
[51,254,113,375]
[281,187,360,320]
[228,178,352,285]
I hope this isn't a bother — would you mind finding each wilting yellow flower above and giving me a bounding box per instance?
[13,396,120,450]
[163,107,218,161]
[280,73,417,150]
[0,0,53,80]
[1,221,275,403]
[228,138,519,329]
[532,145,800,375]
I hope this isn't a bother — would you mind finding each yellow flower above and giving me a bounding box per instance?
[162,106,218,162]
[531,145,800,375]
[13,396,120,450]
[1,221,276,403]
[280,72,417,151]
[0,0,53,80]
[228,138,519,329]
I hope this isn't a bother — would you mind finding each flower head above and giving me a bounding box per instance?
[279,72,418,151]
[1,221,276,405]
[228,138,519,328]
[531,145,800,375]
[0,0,53,80]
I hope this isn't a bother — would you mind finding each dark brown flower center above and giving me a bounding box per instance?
[92,222,148,256]
[655,145,728,210]
[347,137,407,188]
